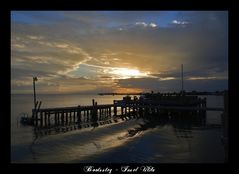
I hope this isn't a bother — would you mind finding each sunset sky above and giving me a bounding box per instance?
[11,11,228,94]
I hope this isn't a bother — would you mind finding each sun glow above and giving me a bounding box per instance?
[109,68,149,79]
[114,87,143,93]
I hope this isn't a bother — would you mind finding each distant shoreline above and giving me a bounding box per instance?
[11,90,227,96]
[98,91,226,96]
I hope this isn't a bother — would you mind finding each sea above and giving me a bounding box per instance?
[11,94,226,163]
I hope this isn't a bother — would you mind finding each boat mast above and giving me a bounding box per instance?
[181,64,184,93]
[33,76,38,110]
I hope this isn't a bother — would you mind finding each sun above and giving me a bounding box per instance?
[109,67,149,79]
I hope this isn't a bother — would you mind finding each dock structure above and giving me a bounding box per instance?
[32,103,114,128]
[31,93,225,129]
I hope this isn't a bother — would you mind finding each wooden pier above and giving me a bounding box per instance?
[31,94,225,129]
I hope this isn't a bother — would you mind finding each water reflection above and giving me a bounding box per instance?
[32,109,221,140]
[32,118,116,138]
[123,111,208,138]
[26,110,225,163]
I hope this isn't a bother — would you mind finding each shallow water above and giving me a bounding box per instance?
[11,94,225,163]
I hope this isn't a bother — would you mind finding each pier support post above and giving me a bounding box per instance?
[121,107,124,116]
[32,109,37,126]
[48,112,51,126]
[91,102,98,123]
[57,112,60,125]
[77,105,81,125]
[61,111,64,126]
[44,112,47,127]
[113,100,117,116]
[66,112,68,125]
[73,111,76,123]
[109,107,112,118]
[35,111,39,126]
[99,109,101,121]
[133,105,136,115]
[54,112,57,126]
[114,106,117,116]
[40,111,43,127]
[69,111,72,124]
[87,110,89,122]
[92,99,95,106]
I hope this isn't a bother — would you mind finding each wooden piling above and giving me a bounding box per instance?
[92,99,95,106]
[91,101,98,123]
[73,111,76,123]
[66,111,69,125]
[57,112,60,125]
[61,111,64,125]
[100,109,102,121]
[77,105,81,124]
[69,111,72,124]
[113,100,117,116]
[48,112,51,126]
[40,111,43,127]
[54,112,57,126]
[87,110,89,122]
[44,112,47,127]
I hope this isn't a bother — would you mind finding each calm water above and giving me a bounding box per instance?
[11,94,225,163]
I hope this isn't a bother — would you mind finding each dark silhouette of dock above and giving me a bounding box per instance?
[28,92,226,129]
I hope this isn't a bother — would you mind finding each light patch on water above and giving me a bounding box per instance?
[20,119,145,163]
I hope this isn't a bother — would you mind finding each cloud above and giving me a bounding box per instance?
[11,32,93,75]
[172,20,189,25]
[135,22,157,28]
[27,35,44,40]
[149,23,157,27]
[11,11,228,94]
[135,22,148,27]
